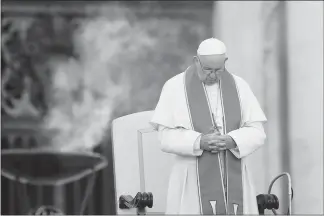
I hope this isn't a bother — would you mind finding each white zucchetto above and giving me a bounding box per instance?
[197,38,227,56]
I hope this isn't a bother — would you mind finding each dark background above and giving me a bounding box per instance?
[1,1,213,214]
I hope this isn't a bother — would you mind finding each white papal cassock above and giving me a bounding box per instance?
[150,71,267,214]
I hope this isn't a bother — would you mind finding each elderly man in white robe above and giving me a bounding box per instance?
[150,38,267,215]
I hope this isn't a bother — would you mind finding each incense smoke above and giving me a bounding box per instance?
[42,6,155,151]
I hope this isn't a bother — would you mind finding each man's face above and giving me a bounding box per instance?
[195,54,227,85]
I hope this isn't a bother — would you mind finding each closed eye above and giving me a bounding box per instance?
[203,67,214,70]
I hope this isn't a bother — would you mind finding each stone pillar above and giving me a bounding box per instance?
[213,1,289,207]
[286,1,323,214]
[214,1,323,214]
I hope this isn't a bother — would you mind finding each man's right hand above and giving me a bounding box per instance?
[200,130,226,153]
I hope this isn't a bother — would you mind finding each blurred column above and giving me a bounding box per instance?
[213,1,288,203]
[286,1,323,214]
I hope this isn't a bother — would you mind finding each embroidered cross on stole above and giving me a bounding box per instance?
[184,65,243,215]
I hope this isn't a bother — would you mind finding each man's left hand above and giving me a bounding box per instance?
[210,135,237,153]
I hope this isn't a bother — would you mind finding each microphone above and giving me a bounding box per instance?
[257,172,293,215]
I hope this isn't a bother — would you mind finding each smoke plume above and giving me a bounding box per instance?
[42,5,155,151]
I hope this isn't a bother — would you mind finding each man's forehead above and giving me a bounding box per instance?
[199,54,226,68]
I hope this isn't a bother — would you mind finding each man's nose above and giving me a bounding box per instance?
[209,72,217,78]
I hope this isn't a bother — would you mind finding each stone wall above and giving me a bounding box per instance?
[286,1,323,213]
[213,1,323,214]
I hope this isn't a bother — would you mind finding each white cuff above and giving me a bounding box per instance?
[193,134,203,156]
[228,132,241,159]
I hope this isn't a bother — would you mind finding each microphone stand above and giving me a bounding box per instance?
[268,172,293,215]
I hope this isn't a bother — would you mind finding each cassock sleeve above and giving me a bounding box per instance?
[151,79,203,157]
[227,78,267,159]
[228,122,266,158]
[158,125,203,157]
[150,80,175,130]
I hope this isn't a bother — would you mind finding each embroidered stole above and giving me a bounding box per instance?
[184,65,243,215]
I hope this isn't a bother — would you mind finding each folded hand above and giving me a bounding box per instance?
[200,129,236,153]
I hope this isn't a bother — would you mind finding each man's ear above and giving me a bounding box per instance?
[193,56,199,64]
[224,57,229,62]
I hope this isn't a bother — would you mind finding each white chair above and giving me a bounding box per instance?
[112,111,174,215]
